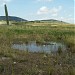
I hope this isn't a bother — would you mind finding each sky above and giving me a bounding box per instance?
[0,0,74,24]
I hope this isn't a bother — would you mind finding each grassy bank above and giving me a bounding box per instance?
[0,22,75,75]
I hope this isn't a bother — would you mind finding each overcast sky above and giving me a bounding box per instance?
[0,0,74,24]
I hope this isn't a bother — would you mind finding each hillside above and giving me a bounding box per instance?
[35,19,67,24]
[0,16,27,22]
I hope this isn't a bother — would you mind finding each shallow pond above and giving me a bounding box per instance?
[11,41,66,53]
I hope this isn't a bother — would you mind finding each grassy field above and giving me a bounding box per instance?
[0,22,75,75]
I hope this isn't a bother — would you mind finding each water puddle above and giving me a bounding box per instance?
[11,41,66,53]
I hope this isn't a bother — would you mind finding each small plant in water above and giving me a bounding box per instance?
[0,65,4,73]
[57,46,62,55]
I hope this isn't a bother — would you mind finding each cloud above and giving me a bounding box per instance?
[0,0,12,7]
[37,6,62,16]
[57,17,74,23]
[50,6,62,16]
[37,6,49,15]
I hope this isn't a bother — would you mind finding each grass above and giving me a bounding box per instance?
[0,22,75,75]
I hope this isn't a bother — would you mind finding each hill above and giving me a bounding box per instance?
[35,19,67,24]
[0,16,27,22]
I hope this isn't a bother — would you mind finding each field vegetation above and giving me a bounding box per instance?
[0,21,75,75]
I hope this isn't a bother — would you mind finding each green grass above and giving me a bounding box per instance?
[0,22,75,75]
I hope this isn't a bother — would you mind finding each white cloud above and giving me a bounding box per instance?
[64,18,74,23]
[37,6,49,15]
[69,15,72,17]
[50,6,62,16]
[37,6,62,16]
[57,17,74,24]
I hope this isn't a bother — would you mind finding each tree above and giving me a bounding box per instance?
[4,4,9,25]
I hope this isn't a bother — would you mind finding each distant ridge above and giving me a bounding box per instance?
[35,19,67,23]
[0,16,27,22]
[41,19,61,22]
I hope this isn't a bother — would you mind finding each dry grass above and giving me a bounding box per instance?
[0,22,75,75]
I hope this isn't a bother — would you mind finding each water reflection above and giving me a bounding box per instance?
[11,41,66,53]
